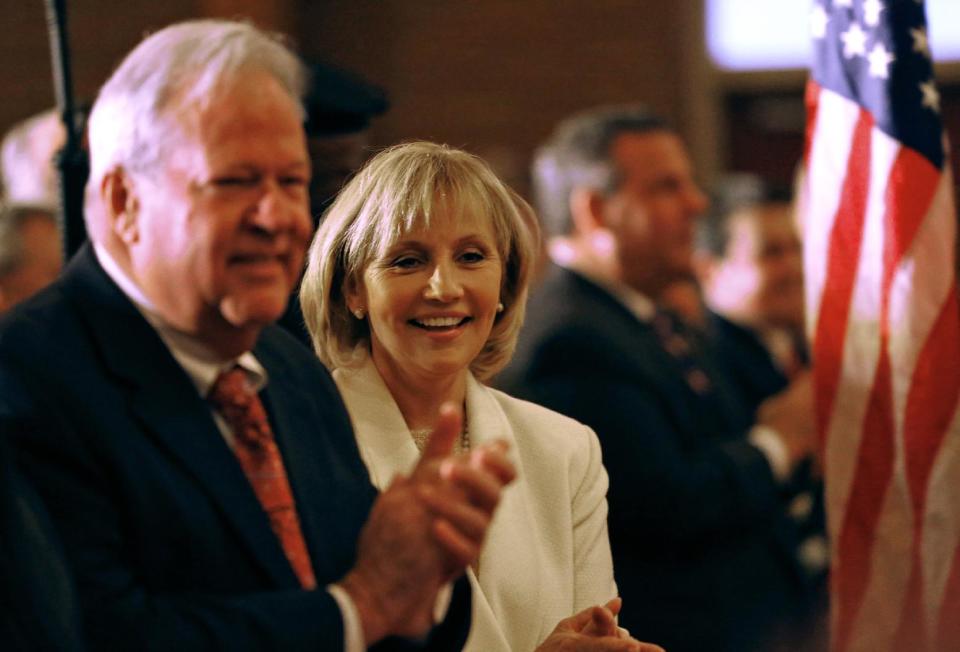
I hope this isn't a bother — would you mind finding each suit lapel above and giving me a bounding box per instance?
[257,344,357,584]
[63,247,299,588]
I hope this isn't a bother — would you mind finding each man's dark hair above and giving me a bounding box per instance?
[532,105,670,237]
[695,175,793,258]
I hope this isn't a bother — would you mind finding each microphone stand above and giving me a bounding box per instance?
[44,0,88,259]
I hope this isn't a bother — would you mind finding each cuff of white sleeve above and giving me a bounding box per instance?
[749,424,790,482]
[327,584,365,652]
[327,581,453,651]
[434,581,453,623]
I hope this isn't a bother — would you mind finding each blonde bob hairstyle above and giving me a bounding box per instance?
[300,141,539,381]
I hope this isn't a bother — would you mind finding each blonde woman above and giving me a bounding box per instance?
[301,142,662,652]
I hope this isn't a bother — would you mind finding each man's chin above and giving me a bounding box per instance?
[219,295,290,332]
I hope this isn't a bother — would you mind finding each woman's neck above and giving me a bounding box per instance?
[370,352,468,432]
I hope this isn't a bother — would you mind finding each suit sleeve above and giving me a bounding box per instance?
[520,328,781,555]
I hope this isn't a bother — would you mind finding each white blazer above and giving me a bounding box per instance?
[333,357,618,651]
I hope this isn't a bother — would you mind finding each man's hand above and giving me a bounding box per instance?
[757,370,816,470]
[536,598,665,652]
[341,402,516,645]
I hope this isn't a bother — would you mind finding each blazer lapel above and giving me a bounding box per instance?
[63,248,299,588]
[332,359,421,488]
[464,375,548,650]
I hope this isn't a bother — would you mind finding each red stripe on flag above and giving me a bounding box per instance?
[903,280,960,530]
[804,80,822,166]
[813,108,873,450]
[894,282,960,648]
[834,346,896,652]
[936,539,960,649]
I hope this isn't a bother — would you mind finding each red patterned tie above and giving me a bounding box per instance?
[208,366,317,590]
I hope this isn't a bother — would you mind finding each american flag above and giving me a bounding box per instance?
[802,1,960,650]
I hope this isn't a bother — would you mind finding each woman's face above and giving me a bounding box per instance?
[349,207,503,388]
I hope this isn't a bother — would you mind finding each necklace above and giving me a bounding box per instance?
[410,416,470,454]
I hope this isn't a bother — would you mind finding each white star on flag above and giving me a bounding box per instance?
[863,0,885,27]
[911,26,931,58]
[868,42,895,78]
[920,79,941,112]
[811,4,829,39]
[841,22,868,59]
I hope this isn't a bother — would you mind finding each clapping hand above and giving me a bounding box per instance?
[342,402,516,644]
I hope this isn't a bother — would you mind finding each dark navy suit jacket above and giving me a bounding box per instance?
[0,434,83,652]
[0,246,468,652]
[497,265,805,652]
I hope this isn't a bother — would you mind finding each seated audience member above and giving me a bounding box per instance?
[0,434,83,652]
[0,110,65,207]
[497,105,818,652]
[300,141,662,652]
[0,203,63,311]
[0,20,517,651]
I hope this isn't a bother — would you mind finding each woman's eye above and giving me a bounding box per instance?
[392,256,422,269]
[460,250,486,264]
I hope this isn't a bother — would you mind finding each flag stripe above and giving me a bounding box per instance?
[812,109,874,450]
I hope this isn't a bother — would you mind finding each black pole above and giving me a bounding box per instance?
[44,0,87,259]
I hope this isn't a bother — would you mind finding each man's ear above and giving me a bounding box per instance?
[568,187,608,237]
[102,168,140,245]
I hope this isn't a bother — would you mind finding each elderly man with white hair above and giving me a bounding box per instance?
[0,19,516,652]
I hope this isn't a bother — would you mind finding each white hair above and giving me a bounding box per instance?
[0,110,63,207]
[85,19,306,237]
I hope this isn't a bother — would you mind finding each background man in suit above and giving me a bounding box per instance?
[0,19,514,651]
[497,105,818,652]
[695,182,808,406]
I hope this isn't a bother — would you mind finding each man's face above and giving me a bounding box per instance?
[601,131,707,296]
[126,71,312,347]
[707,204,804,330]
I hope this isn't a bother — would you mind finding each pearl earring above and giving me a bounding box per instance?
[353,308,365,319]
[496,302,505,313]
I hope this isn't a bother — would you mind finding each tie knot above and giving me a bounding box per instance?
[209,366,270,446]
[209,367,253,410]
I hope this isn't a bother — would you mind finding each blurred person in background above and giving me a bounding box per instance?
[0,110,65,208]
[695,179,808,410]
[301,141,662,652]
[695,179,827,651]
[0,203,62,312]
[498,105,818,652]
